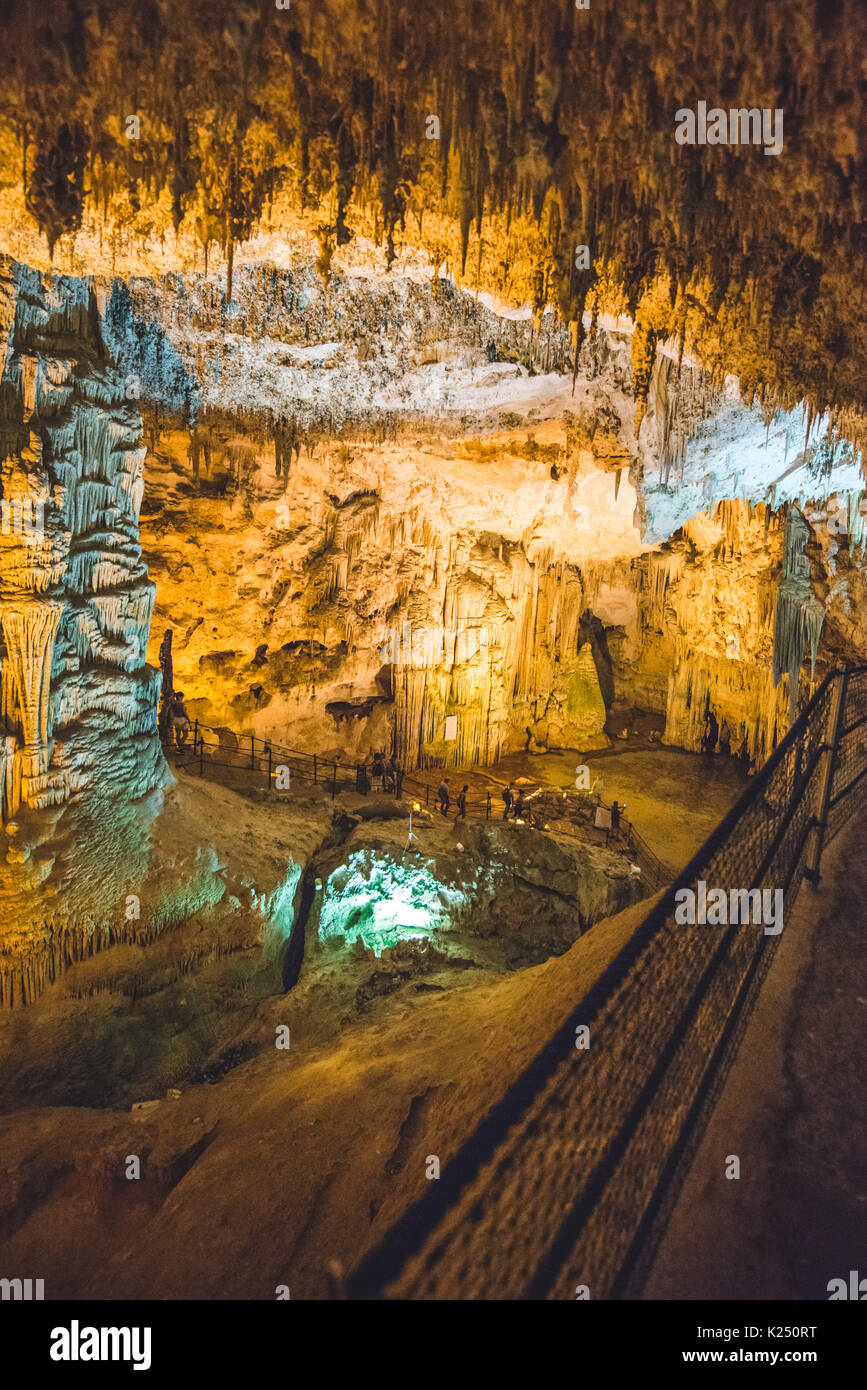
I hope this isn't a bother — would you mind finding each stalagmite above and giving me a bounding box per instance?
[846,491,866,558]
[567,643,607,744]
[772,508,814,721]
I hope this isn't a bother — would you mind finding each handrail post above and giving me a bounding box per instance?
[267,743,272,790]
[486,791,491,820]
[804,668,849,887]
[250,734,255,770]
[314,752,317,785]
[193,718,198,754]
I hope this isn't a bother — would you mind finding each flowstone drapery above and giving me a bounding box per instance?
[0,598,63,808]
[0,256,167,828]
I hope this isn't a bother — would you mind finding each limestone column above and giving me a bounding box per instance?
[0,597,64,803]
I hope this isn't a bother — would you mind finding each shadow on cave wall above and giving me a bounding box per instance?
[101,279,201,422]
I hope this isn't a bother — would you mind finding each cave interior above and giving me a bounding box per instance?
[0,0,865,1307]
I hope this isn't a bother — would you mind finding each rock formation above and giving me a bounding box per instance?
[1,1,864,455]
[81,257,862,774]
[0,257,167,826]
[1,247,865,1008]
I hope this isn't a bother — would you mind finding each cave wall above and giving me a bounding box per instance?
[4,254,863,787]
[118,259,867,771]
[140,412,867,772]
[140,420,634,767]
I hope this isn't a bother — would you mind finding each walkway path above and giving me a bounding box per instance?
[407,746,749,873]
[643,812,867,1300]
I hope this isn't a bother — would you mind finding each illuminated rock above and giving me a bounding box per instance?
[561,641,608,749]
[0,256,167,826]
[0,597,65,809]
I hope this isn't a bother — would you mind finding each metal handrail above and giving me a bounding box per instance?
[170,720,665,842]
[346,664,867,1300]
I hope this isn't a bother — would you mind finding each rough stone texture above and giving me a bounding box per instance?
[84,258,861,774]
[307,812,646,963]
[0,882,657,1299]
[0,257,167,832]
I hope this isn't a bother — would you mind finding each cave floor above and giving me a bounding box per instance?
[643,812,867,1300]
[407,746,750,874]
[0,890,654,1300]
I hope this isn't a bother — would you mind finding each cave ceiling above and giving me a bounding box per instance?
[0,0,865,451]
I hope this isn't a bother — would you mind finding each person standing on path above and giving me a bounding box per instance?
[170,692,191,749]
[437,776,451,816]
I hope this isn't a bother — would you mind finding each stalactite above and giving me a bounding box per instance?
[644,551,685,628]
[846,491,866,558]
[0,597,64,752]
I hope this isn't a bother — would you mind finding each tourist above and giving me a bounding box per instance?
[502,782,514,819]
[371,752,385,792]
[437,776,450,816]
[456,784,468,820]
[170,692,191,749]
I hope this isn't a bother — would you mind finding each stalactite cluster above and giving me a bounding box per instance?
[0,0,864,448]
[635,502,801,764]
[389,540,607,770]
[0,912,163,1008]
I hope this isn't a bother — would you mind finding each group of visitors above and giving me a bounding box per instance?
[501,782,528,820]
[357,751,403,796]
[436,776,469,819]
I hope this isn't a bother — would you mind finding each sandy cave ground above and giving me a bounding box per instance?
[0,734,748,1300]
[0,755,670,1301]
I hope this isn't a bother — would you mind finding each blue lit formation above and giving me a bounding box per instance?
[318,851,462,955]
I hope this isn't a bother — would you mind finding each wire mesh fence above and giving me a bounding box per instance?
[346,664,867,1300]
